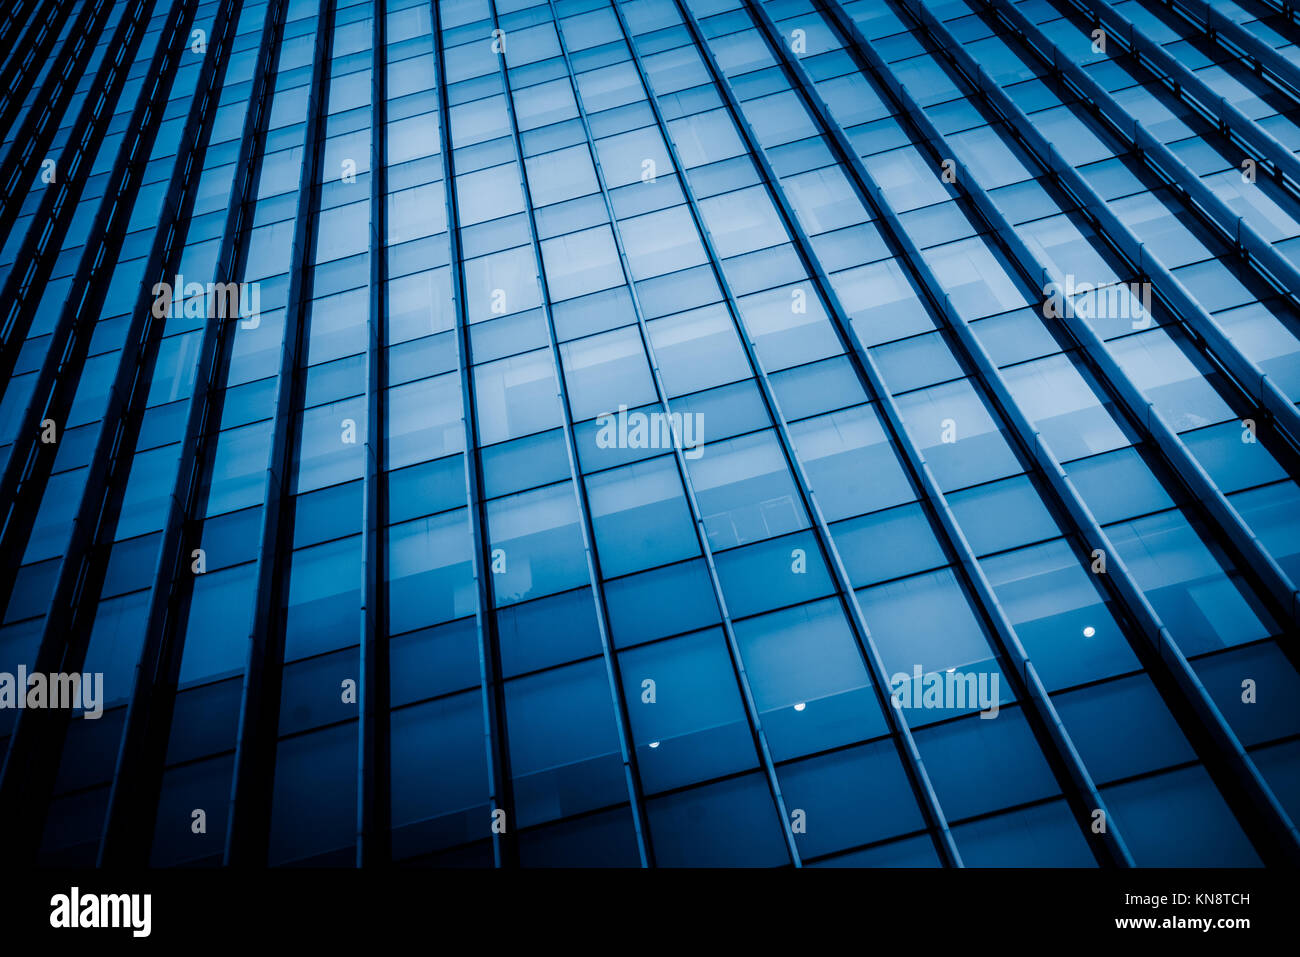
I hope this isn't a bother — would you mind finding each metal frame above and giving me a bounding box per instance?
[622,0,970,866]
[842,0,1300,864]
[0,0,150,457]
[0,0,178,621]
[224,0,337,866]
[889,0,1300,638]
[100,0,291,867]
[0,0,77,143]
[0,0,1295,867]
[981,0,1300,454]
[1063,0,1300,195]
[488,0,668,868]
[1154,0,1300,101]
[1254,0,1300,27]
[0,0,41,75]
[0,0,215,859]
[358,0,390,868]
[547,0,821,868]
[734,0,1135,867]
[0,0,117,244]
[428,0,520,869]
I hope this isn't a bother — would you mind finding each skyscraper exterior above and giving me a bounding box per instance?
[0,0,1298,869]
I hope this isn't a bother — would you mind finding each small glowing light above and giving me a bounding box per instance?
[1083,626,1096,638]
[946,667,956,673]
[648,741,660,749]
[793,702,806,712]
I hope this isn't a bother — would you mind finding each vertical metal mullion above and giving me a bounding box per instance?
[619,0,963,867]
[498,0,801,866]
[428,0,517,868]
[501,0,664,870]
[827,0,1300,865]
[100,0,292,868]
[466,0,661,867]
[0,0,204,860]
[224,0,337,867]
[357,0,390,868]
[741,0,1133,867]
[538,0,777,870]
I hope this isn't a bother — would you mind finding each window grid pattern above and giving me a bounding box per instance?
[0,0,1297,868]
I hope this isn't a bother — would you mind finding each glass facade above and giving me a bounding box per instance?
[0,0,1298,869]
